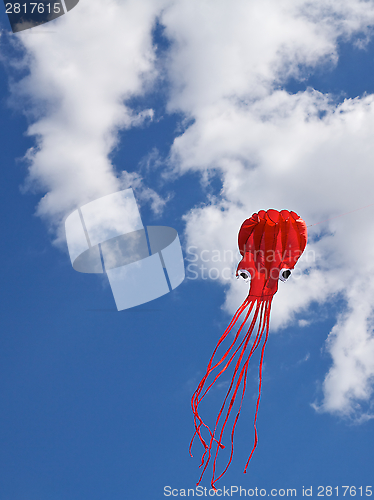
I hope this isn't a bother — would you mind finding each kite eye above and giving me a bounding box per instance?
[279,269,292,282]
[237,269,250,282]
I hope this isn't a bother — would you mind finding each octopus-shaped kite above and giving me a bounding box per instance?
[190,209,307,488]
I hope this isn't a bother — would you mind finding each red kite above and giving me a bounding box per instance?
[190,209,307,488]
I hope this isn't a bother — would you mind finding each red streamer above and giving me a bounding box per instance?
[190,296,272,489]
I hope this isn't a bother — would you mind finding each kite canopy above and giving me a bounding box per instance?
[237,209,307,297]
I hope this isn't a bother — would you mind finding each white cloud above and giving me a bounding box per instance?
[6,0,167,244]
[317,284,374,419]
[162,0,374,116]
[5,0,374,419]
[160,0,374,418]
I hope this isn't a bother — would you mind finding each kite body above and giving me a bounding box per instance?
[190,209,307,488]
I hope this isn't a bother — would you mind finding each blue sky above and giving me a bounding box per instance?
[1,1,374,499]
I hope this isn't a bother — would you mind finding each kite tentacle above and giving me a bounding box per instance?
[244,298,271,472]
[211,299,269,488]
[198,300,257,405]
[191,296,273,490]
[190,299,250,458]
[190,298,253,457]
[195,300,263,486]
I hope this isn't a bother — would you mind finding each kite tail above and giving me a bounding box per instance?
[244,301,271,473]
[190,297,253,459]
[190,296,272,489]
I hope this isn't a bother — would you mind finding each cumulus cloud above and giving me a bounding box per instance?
[317,284,374,420]
[5,0,168,244]
[4,0,374,419]
[160,0,374,418]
